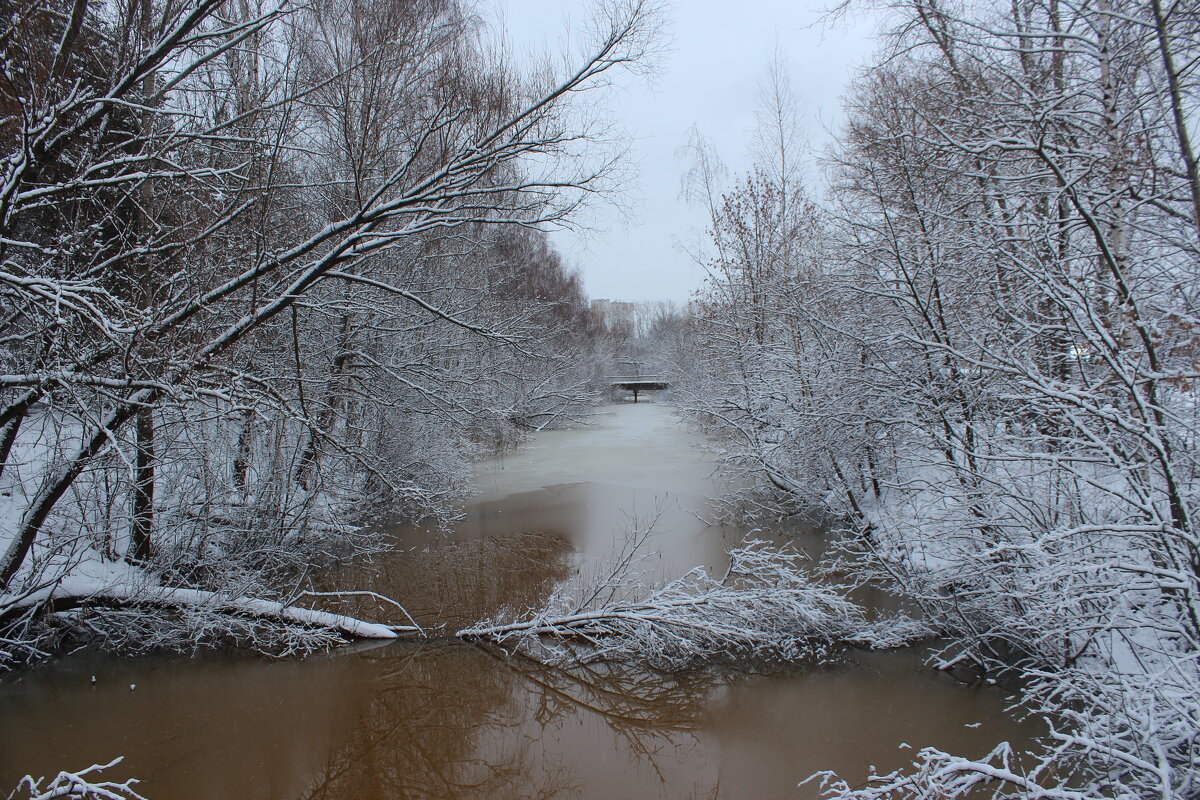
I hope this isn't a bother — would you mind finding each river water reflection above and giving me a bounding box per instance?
[0,404,1041,799]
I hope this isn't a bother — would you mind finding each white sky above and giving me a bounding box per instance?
[491,1,881,304]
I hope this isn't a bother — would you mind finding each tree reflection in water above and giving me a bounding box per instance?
[299,640,721,800]
[300,529,722,799]
[488,647,726,788]
[326,530,577,631]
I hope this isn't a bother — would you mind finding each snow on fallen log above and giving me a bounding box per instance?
[9,758,147,800]
[1,575,410,641]
[458,539,889,671]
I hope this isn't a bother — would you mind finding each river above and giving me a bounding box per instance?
[0,403,1040,799]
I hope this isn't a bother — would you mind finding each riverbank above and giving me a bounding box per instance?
[1,404,1040,799]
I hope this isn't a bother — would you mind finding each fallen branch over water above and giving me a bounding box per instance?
[458,540,925,671]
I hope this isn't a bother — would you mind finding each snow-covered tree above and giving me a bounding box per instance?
[684,2,1200,794]
[0,0,663,664]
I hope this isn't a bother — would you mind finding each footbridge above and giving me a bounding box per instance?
[610,376,670,403]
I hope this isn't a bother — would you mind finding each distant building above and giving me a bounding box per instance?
[590,299,638,332]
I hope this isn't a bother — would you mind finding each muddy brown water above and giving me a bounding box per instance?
[0,404,1042,799]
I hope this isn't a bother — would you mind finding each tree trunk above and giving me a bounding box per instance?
[127,406,155,564]
[0,389,41,481]
[0,392,149,589]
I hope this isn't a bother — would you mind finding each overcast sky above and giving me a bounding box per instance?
[489,1,881,304]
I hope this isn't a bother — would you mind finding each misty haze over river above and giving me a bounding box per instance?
[0,403,1038,799]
